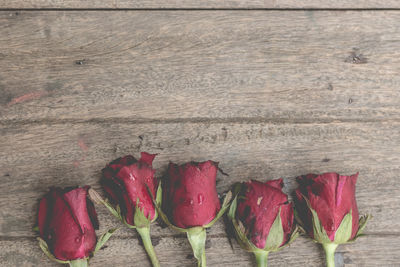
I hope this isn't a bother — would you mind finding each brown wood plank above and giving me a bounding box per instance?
[1,11,400,122]
[0,234,398,266]
[1,0,400,9]
[1,122,398,237]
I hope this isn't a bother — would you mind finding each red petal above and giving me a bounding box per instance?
[86,198,99,230]
[139,152,157,166]
[280,202,294,245]
[61,187,97,257]
[38,193,50,237]
[117,162,157,222]
[47,189,87,260]
[236,179,291,249]
[166,161,220,228]
[266,178,283,189]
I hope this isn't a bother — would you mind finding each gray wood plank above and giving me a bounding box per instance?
[1,122,398,237]
[1,11,400,123]
[0,234,398,266]
[1,0,400,9]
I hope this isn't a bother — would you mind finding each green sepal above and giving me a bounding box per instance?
[355,214,371,238]
[155,181,162,209]
[203,190,232,228]
[88,188,123,221]
[93,228,117,254]
[264,208,284,251]
[303,196,331,244]
[283,225,300,247]
[133,199,152,228]
[227,195,258,252]
[32,226,39,232]
[334,211,353,244]
[187,227,207,267]
[37,237,70,264]
[267,225,300,252]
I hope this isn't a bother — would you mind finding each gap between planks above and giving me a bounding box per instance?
[2,117,400,126]
[1,8,400,11]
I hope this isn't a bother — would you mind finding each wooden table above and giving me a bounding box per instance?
[1,1,399,266]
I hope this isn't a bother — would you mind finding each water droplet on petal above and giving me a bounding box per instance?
[190,199,194,205]
[75,237,81,243]
[198,194,204,205]
[129,173,135,181]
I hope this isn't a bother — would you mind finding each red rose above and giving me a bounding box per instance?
[295,172,370,267]
[37,186,98,261]
[228,179,298,267]
[295,172,360,241]
[236,179,294,249]
[101,152,158,225]
[159,160,231,267]
[164,161,221,228]
[101,152,160,267]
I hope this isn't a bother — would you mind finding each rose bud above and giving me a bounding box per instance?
[100,152,161,267]
[156,161,232,267]
[295,172,371,267]
[228,179,298,267]
[35,186,115,267]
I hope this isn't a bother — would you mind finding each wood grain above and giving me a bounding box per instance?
[1,234,399,266]
[1,0,400,9]
[1,11,400,123]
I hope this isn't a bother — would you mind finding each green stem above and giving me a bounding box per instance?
[69,259,89,267]
[253,251,269,267]
[322,243,338,267]
[187,227,207,267]
[136,226,160,267]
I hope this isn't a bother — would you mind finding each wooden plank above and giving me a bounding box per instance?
[1,122,399,237]
[1,0,400,9]
[1,11,400,122]
[0,234,398,266]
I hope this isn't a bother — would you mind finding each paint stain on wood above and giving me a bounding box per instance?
[7,91,47,106]
[78,138,89,151]
[73,160,80,167]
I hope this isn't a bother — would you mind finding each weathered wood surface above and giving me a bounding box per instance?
[1,8,399,267]
[1,235,399,267]
[1,121,399,266]
[1,0,400,9]
[1,11,400,123]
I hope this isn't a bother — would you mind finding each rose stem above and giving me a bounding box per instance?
[253,251,269,267]
[187,227,207,267]
[136,226,160,267]
[69,259,89,267]
[322,243,338,267]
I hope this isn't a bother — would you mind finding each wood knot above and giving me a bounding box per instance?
[345,48,368,64]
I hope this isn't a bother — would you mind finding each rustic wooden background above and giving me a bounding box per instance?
[1,1,400,266]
